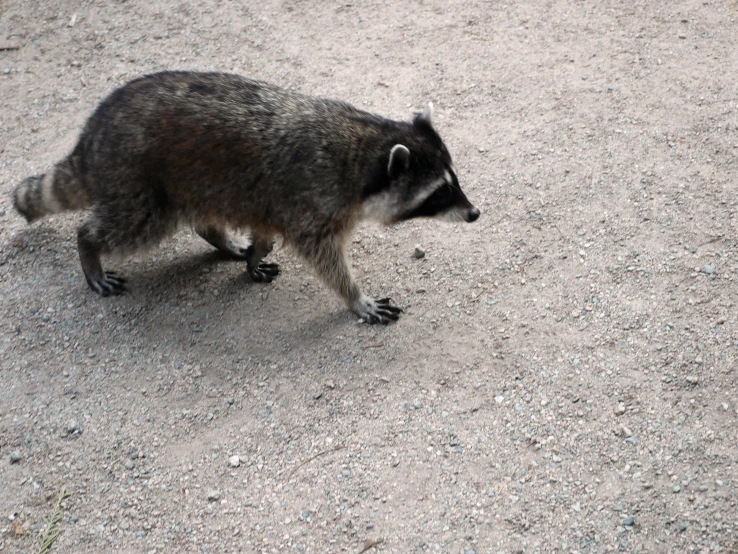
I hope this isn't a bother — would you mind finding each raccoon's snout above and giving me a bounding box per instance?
[466,206,480,223]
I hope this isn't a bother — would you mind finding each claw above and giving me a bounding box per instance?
[249,262,280,283]
[358,296,403,324]
[88,271,127,297]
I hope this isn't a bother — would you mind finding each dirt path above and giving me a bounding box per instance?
[1,1,737,552]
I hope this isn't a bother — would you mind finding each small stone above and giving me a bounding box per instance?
[66,419,79,434]
[614,404,626,416]
[125,460,135,470]
[494,395,504,404]
[412,246,426,259]
[225,397,235,406]
[721,402,729,411]
[678,521,688,532]
[313,391,323,400]
[623,516,635,527]
[686,376,698,385]
[207,491,221,502]
[621,426,633,438]
[700,265,715,275]
[673,484,681,493]
[228,455,241,468]
[9,451,21,464]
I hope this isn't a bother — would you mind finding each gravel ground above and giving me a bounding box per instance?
[1,1,737,553]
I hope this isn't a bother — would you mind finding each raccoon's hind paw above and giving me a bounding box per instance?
[88,272,127,297]
[249,262,280,283]
[357,297,403,325]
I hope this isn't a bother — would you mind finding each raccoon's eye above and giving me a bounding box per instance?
[436,184,453,202]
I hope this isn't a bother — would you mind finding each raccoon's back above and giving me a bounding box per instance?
[78,72,381,202]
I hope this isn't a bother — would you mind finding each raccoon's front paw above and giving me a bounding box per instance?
[88,272,127,297]
[249,263,280,283]
[355,296,403,324]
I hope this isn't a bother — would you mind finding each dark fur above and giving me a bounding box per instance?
[13,71,479,323]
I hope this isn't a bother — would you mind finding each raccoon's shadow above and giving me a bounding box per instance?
[10,225,355,342]
[7,224,68,250]
[129,249,357,340]
[126,249,254,297]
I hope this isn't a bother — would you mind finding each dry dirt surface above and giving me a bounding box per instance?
[1,1,738,553]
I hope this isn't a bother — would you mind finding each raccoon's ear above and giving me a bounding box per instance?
[388,144,410,178]
[413,102,434,129]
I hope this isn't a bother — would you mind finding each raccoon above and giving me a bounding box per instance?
[13,71,480,324]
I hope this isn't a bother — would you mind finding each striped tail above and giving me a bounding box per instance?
[13,157,89,223]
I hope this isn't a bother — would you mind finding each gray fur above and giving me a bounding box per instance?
[12,71,479,323]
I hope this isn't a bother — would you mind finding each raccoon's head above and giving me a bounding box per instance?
[362,104,480,226]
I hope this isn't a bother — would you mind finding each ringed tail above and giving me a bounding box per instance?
[13,156,89,223]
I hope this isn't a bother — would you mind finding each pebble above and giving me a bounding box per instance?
[125,460,135,470]
[412,246,426,259]
[207,491,221,502]
[9,451,21,464]
[673,484,681,493]
[228,455,241,468]
[614,404,626,416]
[623,516,635,527]
[66,419,79,434]
[313,391,323,400]
[700,265,715,275]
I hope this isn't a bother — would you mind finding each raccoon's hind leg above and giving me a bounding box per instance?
[297,235,402,324]
[77,222,127,297]
[196,226,251,259]
[244,232,279,283]
[197,226,279,282]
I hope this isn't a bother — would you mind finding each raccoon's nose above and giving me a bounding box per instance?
[467,207,480,223]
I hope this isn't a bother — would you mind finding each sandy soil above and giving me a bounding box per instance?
[1,1,737,553]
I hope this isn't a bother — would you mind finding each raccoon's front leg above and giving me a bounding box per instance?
[301,237,402,324]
